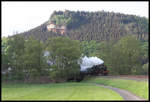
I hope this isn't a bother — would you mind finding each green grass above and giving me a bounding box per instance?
[82,77,149,100]
[2,82,123,100]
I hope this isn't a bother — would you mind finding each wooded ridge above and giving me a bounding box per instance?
[14,10,148,42]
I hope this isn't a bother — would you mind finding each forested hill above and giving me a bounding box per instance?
[17,10,148,42]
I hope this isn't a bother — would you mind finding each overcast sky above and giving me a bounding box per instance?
[2,1,149,37]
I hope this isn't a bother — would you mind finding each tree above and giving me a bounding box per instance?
[2,37,10,72]
[96,40,119,75]
[5,35,25,80]
[46,37,82,82]
[96,35,142,75]
[50,15,72,26]
[2,35,49,81]
[23,36,47,80]
[113,35,142,74]
[140,41,148,65]
[81,40,101,57]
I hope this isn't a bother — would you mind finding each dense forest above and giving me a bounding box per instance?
[14,10,148,42]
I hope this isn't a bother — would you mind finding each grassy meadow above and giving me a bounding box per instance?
[2,82,123,100]
[83,77,149,99]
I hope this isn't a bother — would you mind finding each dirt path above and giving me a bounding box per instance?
[95,84,146,101]
[96,75,148,82]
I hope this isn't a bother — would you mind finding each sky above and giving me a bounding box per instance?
[2,1,149,37]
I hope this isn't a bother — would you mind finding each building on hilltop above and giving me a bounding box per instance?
[47,22,66,35]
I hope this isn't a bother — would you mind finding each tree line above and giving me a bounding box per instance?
[2,34,148,83]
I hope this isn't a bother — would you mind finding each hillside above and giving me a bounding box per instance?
[16,10,148,42]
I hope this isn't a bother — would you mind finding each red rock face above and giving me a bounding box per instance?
[59,29,66,35]
[47,23,66,35]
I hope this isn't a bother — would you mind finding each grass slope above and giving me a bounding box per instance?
[2,82,123,100]
[83,77,149,100]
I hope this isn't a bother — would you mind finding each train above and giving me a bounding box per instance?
[69,63,109,82]
[84,63,109,76]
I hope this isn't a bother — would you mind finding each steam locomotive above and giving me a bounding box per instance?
[85,64,109,76]
[73,64,109,82]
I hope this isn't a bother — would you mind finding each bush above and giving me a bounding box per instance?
[142,63,148,75]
